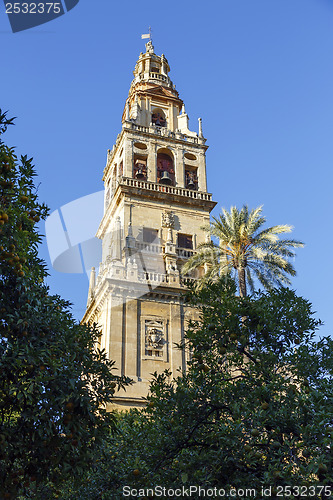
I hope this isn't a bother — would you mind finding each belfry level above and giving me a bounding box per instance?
[82,41,216,409]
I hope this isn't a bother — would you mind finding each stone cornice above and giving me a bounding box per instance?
[81,275,187,324]
[97,178,216,239]
[129,83,182,103]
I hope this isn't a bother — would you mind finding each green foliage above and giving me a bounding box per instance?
[0,110,130,499]
[182,205,304,296]
[65,280,333,499]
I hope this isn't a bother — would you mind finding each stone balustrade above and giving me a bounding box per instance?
[135,242,163,253]
[176,248,195,258]
[126,122,200,144]
[120,176,212,201]
[135,243,195,258]
[181,276,196,286]
[94,243,196,293]
[149,72,169,83]
[93,263,197,293]
[138,271,169,283]
[130,123,150,134]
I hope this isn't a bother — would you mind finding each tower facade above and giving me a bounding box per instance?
[82,41,216,409]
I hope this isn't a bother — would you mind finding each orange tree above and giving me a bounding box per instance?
[0,110,130,499]
[65,279,333,499]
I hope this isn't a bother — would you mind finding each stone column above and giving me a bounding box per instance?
[175,147,184,188]
[114,216,122,261]
[124,297,139,380]
[197,151,207,192]
[99,297,108,352]
[103,299,111,357]
[125,100,130,121]
[147,98,151,126]
[147,142,156,182]
[109,292,124,373]
[87,267,96,306]
[123,138,133,178]
[168,104,173,131]
[170,301,184,373]
[198,117,203,138]
[164,226,179,285]
[161,54,166,75]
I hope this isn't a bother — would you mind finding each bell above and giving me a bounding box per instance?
[136,168,145,179]
[155,117,161,126]
[187,178,195,189]
[159,171,172,185]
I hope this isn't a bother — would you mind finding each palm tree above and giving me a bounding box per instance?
[182,205,304,297]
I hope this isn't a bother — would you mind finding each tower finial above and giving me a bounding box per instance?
[141,27,154,53]
[87,267,96,306]
[198,117,203,138]
[125,100,130,121]
[141,26,152,42]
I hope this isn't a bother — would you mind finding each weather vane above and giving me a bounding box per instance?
[141,26,152,42]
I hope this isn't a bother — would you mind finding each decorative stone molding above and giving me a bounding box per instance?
[161,210,175,229]
[144,319,165,358]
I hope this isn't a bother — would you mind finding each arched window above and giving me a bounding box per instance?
[133,156,147,180]
[185,167,198,190]
[157,152,175,186]
[151,108,166,127]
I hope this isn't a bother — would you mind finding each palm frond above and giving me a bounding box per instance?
[181,204,303,296]
[247,205,265,234]
[254,224,293,241]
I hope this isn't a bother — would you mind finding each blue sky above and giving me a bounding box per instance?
[1,0,332,337]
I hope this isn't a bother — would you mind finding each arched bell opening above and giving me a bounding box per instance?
[151,108,167,128]
[185,166,198,190]
[157,150,175,186]
[133,154,147,180]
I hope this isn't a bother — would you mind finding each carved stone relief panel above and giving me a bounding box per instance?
[144,319,165,359]
[161,211,175,229]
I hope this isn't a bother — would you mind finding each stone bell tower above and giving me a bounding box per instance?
[82,40,216,409]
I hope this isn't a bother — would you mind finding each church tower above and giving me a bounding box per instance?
[82,40,216,409]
